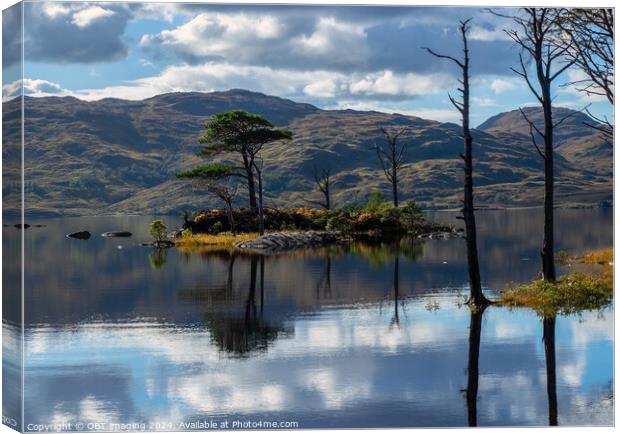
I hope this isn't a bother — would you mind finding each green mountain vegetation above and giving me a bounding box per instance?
[1,89,611,216]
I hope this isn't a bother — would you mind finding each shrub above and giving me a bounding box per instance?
[400,200,423,231]
[364,192,391,214]
[181,228,192,238]
[149,220,168,243]
[209,221,224,234]
[326,212,351,232]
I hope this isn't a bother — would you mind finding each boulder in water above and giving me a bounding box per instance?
[101,231,132,237]
[67,231,91,240]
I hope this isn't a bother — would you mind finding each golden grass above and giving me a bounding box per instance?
[579,248,613,265]
[499,248,613,316]
[174,232,258,252]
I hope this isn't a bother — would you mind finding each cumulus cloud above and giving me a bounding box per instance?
[2,78,68,101]
[472,96,498,107]
[141,12,371,72]
[469,25,509,41]
[140,11,286,66]
[559,68,610,103]
[303,79,338,98]
[490,78,518,94]
[2,4,22,67]
[13,2,131,65]
[292,17,368,65]
[331,101,460,123]
[12,60,451,113]
[71,6,116,28]
[349,70,454,97]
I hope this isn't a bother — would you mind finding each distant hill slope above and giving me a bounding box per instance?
[1,90,612,216]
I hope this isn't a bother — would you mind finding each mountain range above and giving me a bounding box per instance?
[1,89,612,216]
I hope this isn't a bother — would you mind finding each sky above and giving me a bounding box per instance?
[1,2,613,126]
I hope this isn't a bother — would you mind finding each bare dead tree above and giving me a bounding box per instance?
[192,178,238,233]
[556,8,613,139]
[375,126,407,207]
[495,8,577,282]
[306,166,333,210]
[424,19,488,306]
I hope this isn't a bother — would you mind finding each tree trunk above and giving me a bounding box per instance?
[392,172,398,207]
[466,305,485,427]
[256,167,265,236]
[242,154,258,210]
[225,201,236,234]
[461,31,486,307]
[325,184,331,210]
[541,97,556,282]
[463,132,484,305]
[543,316,558,426]
[245,256,258,327]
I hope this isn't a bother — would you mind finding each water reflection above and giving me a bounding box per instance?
[466,305,485,427]
[543,316,558,426]
[0,209,612,428]
[179,254,292,357]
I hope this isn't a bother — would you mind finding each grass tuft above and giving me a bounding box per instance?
[579,249,614,265]
[499,248,613,316]
[174,232,258,252]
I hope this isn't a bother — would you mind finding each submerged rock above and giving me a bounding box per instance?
[67,231,91,240]
[101,231,132,238]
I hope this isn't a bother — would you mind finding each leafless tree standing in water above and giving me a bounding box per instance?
[424,19,488,306]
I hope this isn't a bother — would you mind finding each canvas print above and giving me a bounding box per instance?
[1,1,614,431]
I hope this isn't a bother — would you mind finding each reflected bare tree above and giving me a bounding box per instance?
[465,305,486,426]
[390,257,401,328]
[316,253,333,299]
[179,254,290,356]
[543,316,558,426]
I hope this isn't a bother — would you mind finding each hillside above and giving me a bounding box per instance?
[2,90,612,216]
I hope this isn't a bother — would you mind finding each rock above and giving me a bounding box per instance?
[67,231,91,240]
[234,231,339,250]
[14,223,30,229]
[101,231,132,237]
[140,240,175,248]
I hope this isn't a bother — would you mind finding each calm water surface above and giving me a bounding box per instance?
[2,208,614,429]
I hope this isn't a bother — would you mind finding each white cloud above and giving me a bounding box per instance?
[42,3,72,19]
[472,97,497,107]
[293,17,366,55]
[349,70,454,97]
[141,12,283,58]
[333,101,459,123]
[559,68,610,103]
[469,25,509,42]
[490,78,517,94]
[2,78,68,101]
[303,79,337,98]
[16,62,452,108]
[71,6,116,28]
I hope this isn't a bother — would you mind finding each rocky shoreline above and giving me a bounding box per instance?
[234,231,340,250]
[232,227,463,251]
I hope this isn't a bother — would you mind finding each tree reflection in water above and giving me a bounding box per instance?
[543,316,558,426]
[178,253,292,357]
[465,305,485,426]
